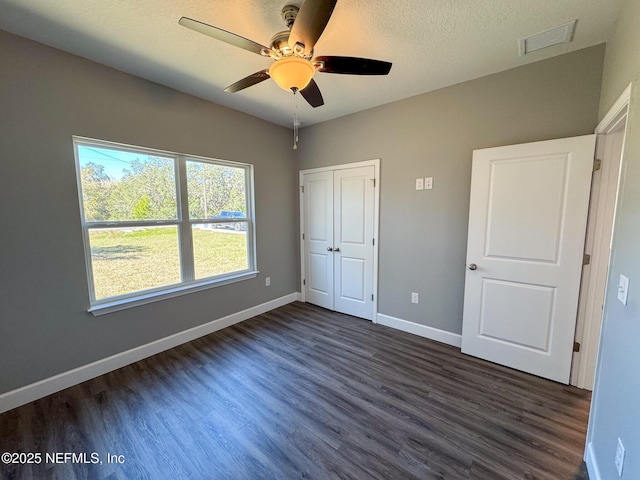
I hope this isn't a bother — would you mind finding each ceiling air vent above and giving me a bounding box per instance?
[519,20,577,55]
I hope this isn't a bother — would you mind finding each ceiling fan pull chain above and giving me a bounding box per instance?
[293,91,301,150]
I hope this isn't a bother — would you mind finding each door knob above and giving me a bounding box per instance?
[334,247,340,252]
[327,247,333,252]
[468,263,477,270]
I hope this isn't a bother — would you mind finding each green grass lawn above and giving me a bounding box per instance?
[89,227,248,300]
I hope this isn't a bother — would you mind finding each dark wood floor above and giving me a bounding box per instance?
[0,302,591,479]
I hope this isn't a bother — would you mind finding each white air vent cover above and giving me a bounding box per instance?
[519,20,577,55]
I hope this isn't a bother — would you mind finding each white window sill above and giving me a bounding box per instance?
[88,271,259,316]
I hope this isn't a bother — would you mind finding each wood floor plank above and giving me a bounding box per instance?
[0,302,591,479]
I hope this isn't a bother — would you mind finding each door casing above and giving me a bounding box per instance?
[572,83,631,390]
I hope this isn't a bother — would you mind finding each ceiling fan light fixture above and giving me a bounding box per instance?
[269,57,315,92]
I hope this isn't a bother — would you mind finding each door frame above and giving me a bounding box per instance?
[571,83,631,389]
[299,159,381,320]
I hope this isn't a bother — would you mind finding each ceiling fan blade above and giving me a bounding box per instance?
[288,0,338,55]
[300,79,324,108]
[224,70,271,93]
[179,17,272,56]
[315,56,392,75]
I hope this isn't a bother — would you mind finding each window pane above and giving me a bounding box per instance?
[192,223,248,279]
[186,161,246,220]
[77,145,177,222]
[88,226,181,300]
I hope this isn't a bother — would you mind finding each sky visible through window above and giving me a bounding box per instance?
[77,145,165,181]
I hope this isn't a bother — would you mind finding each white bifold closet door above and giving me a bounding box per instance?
[303,165,375,321]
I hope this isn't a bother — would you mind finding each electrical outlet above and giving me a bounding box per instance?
[415,178,424,190]
[265,277,271,287]
[615,437,625,477]
[411,292,419,304]
[424,177,433,189]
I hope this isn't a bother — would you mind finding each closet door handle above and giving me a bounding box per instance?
[327,247,333,252]
[334,247,340,252]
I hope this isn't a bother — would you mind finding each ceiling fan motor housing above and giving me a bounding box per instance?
[270,31,314,59]
[270,31,292,55]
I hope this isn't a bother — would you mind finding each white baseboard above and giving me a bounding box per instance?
[585,442,603,480]
[0,292,301,414]
[376,313,462,348]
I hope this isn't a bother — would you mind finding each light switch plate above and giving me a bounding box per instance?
[618,274,629,305]
[424,177,433,189]
[415,178,424,190]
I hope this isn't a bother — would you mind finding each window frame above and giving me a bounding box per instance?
[73,136,258,315]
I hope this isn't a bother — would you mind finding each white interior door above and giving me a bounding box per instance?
[303,171,334,310]
[461,135,596,384]
[334,167,375,320]
[302,164,376,321]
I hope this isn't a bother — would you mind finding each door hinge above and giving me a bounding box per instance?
[303,279,306,286]
[573,341,581,353]
[373,238,375,246]
[593,158,602,171]
[302,233,305,240]
[372,178,376,187]
[300,185,304,193]
[583,253,591,266]
[372,294,374,301]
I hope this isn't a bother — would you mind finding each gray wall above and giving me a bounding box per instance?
[0,30,298,395]
[297,45,605,334]
[587,0,640,478]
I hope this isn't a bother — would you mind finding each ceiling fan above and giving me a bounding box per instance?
[178,0,392,108]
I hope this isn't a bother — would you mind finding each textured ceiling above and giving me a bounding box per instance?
[0,0,624,128]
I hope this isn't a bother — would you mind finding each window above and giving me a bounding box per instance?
[73,137,256,314]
